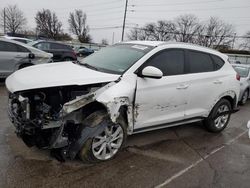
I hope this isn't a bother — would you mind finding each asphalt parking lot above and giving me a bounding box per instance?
[0,83,250,188]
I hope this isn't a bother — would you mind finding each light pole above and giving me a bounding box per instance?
[121,0,128,41]
[232,33,236,49]
[3,8,6,34]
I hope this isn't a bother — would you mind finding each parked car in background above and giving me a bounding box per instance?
[75,46,94,57]
[29,40,77,62]
[232,64,250,105]
[0,38,53,78]
[4,36,33,44]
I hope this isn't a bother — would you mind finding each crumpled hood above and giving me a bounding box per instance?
[6,62,120,93]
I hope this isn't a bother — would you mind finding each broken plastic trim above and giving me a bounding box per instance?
[68,120,108,159]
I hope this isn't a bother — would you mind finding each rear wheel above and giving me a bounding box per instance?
[78,110,127,163]
[204,99,231,133]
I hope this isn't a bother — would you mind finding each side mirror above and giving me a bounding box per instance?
[141,66,163,79]
[28,53,35,59]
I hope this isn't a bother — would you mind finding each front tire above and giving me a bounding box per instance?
[78,110,127,163]
[204,99,231,133]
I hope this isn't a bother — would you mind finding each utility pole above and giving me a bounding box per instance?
[121,0,128,41]
[112,32,115,44]
[232,32,236,49]
[3,8,6,34]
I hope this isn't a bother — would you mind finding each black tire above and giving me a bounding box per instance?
[204,99,232,133]
[78,110,127,163]
[19,63,33,69]
[240,89,249,105]
[63,57,73,61]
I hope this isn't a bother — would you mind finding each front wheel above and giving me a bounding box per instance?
[78,110,127,163]
[204,99,231,133]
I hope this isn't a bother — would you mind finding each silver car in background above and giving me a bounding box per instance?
[3,36,33,44]
[232,64,250,105]
[0,38,53,78]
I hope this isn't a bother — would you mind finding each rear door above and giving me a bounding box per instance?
[50,43,65,61]
[184,50,226,118]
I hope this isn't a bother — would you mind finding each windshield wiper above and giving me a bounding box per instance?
[81,63,99,71]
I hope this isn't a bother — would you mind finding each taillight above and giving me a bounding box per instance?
[236,73,240,81]
[72,51,77,58]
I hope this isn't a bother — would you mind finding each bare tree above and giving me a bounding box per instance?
[173,14,201,43]
[68,9,91,43]
[127,27,148,40]
[201,17,234,48]
[101,38,108,45]
[155,20,175,41]
[35,9,63,40]
[127,20,175,41]
[239,31,250,50]
[0,5,27,34]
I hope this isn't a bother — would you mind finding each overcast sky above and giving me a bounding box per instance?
[1,0,250,44]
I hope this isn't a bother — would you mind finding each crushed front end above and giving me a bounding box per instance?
[7,84,104,156]
[8,90,67,149]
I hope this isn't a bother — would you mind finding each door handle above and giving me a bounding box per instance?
[213,80,222,84]
[176,84,189,89]
[15,55,22,58]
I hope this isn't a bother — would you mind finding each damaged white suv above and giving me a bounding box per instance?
[6,41,240,162]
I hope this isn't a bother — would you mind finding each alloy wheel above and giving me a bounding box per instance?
[92,124,124,160]
[214,104,229,129]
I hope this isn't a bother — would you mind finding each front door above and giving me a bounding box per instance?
[134,49,189,131]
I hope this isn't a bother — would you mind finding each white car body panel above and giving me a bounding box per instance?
[134,74,188,129]
[6,62,120,93]
[184,64,239,118]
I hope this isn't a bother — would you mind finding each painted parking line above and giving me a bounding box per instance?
[128,147,185,164]
[155,129,248,188]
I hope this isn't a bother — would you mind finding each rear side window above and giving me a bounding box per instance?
[35,42,50,50]
[0,41,29,52]
[51,43,71,50]
[211,55,225,70]
[146,49,185,76]
[188,51,214,73]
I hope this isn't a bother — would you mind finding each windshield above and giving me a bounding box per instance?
[79,44,153,74]
[233,66,250,77]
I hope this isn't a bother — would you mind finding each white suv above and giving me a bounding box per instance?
[6,41,240,162]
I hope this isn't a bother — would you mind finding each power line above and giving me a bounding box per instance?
[88,17,124,22]
[131,0,223,7]
[55,5,124,13]
[90,26,122,30]
[132,5,250,13]
[87,10,123,16]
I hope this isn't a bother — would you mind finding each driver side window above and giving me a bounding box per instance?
[35,42,50,51]
[146,49,185,76]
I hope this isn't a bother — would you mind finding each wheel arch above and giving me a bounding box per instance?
[221,95,235,109]
[17,63,34,70]
[208,90,237,116]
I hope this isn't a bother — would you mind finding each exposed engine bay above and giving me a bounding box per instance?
[8,83,108,160]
